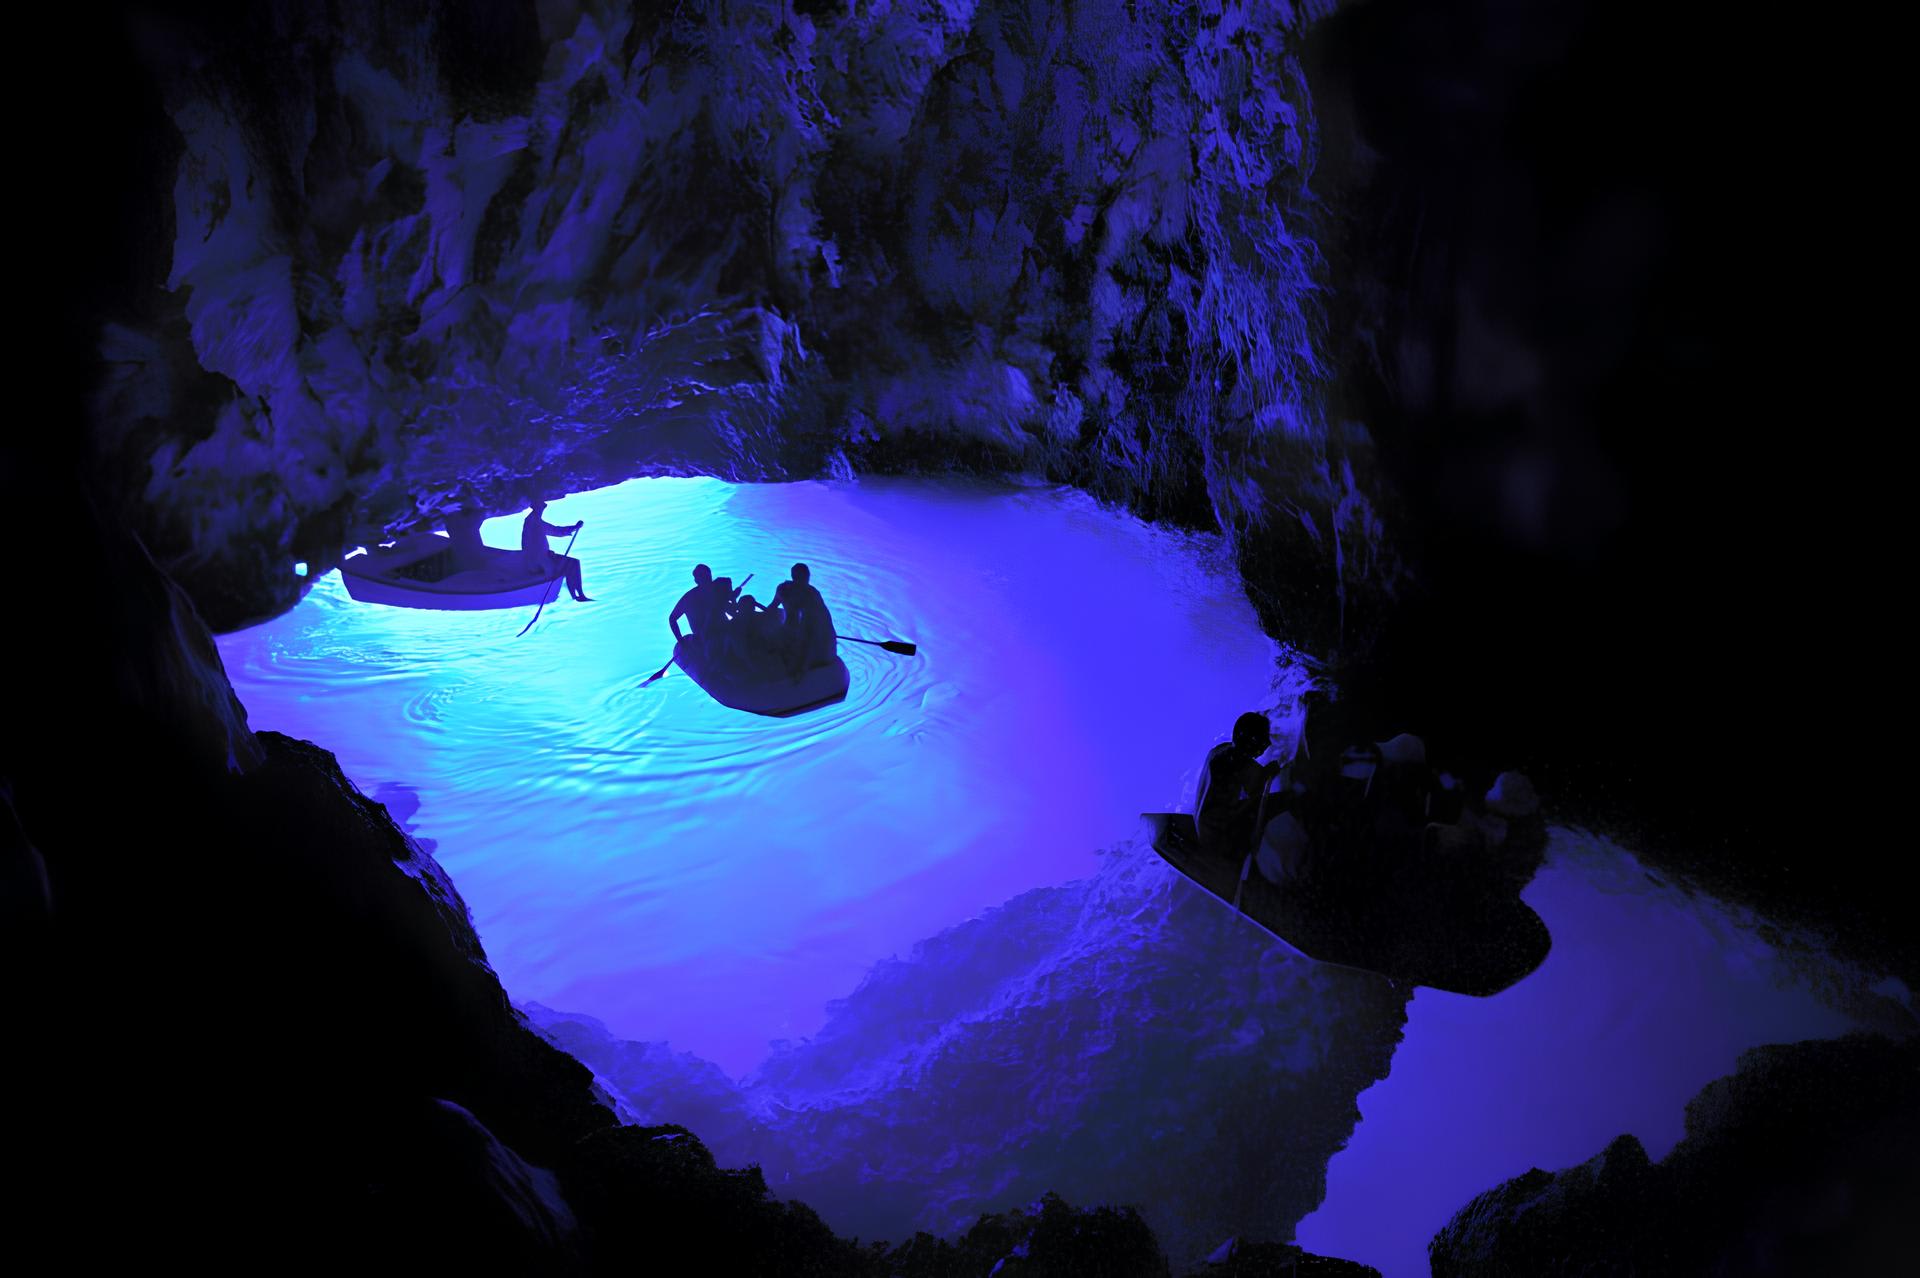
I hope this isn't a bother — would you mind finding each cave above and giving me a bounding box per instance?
[12,1,1911,1274]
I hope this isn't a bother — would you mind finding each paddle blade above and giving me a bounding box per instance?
[640,658,674,686]
[879,640,917,656]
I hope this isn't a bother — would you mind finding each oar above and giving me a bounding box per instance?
[1228,756,1290,905]
[641,574,754,686]
[516,523,583,638]
[836,635,918,656]
[1231,779,1271,915]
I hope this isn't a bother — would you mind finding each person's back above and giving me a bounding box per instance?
[521,509,551,562]
[1196,712,1277,857]
[772,563,836,670]
[445,510,489,572]
[793,580,834,665]
[671,565,726,641]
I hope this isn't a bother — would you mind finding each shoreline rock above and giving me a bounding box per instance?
[1429,1033,1920,1276]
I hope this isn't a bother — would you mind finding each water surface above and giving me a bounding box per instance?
[220,476,1282,1073]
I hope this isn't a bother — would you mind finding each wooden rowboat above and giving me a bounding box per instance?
[339,534,562,611]
[1144,812,1551,997]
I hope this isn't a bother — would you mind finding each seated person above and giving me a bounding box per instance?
[1369,733,1431,859]
[522,498,589,601]
[719,591,786,668]
[767,562,837,675]
[444,508,491,573]
[1196,711,1283,857]
[669,564,729,645]
[1254,810,1314,886]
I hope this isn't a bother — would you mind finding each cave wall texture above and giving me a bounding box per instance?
[85,0,1395,661]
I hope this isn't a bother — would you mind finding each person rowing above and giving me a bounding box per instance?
[670,564,725,641]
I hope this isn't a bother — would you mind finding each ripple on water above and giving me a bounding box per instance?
[217,476,1286,1075]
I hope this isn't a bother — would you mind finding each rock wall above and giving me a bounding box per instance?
[86,0,1396,650]
[1429,1034,1919,1276]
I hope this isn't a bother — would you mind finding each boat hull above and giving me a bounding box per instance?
[1143,812,1550,997]
[339,536,563,611]
[674,636,850,717]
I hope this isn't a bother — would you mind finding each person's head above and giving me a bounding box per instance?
[693,564,713,586]
[1232,711,1272,756]
[529,497,546,514]
[791,562,810,584]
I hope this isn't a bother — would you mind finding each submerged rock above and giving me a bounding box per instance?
[531,835,1412,1266]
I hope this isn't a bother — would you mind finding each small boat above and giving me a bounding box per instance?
[339,534,563,611]
[674,634,850,717]
[1143,812,1551,997]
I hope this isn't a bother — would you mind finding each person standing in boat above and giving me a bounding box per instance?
[523,499,589,601]
[767,562,836,674]
[1196,711,1285,858]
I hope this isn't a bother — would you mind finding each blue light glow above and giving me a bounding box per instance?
[1295,830,1868,1276]
[215,476,1890,1270]
[218,476,1285,1074]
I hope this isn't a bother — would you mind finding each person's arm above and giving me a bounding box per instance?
[669,595,688,640]
[540,519,574,538]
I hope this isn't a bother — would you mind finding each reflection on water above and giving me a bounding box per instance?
[218,476,1284,1074]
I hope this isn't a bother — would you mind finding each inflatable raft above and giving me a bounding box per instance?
[674,634,850,717]
[1143,812,1551,997]
[339,534,562,611]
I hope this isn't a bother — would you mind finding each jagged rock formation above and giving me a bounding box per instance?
[87,0,1395,649]
[1428,1034,1919,1276]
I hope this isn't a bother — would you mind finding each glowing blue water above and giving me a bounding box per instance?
[217,476,1283,1074]
[1295,829,1884,1277]
[216,475,1901,1275]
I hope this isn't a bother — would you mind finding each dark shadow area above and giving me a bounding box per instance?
[1303,0,1904,979]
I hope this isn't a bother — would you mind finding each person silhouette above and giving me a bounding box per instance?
[767,562,836,675]
[522,499,588,601]
[444,507,490,572]
[670,564,730,643]
[1195,711,1283,858]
